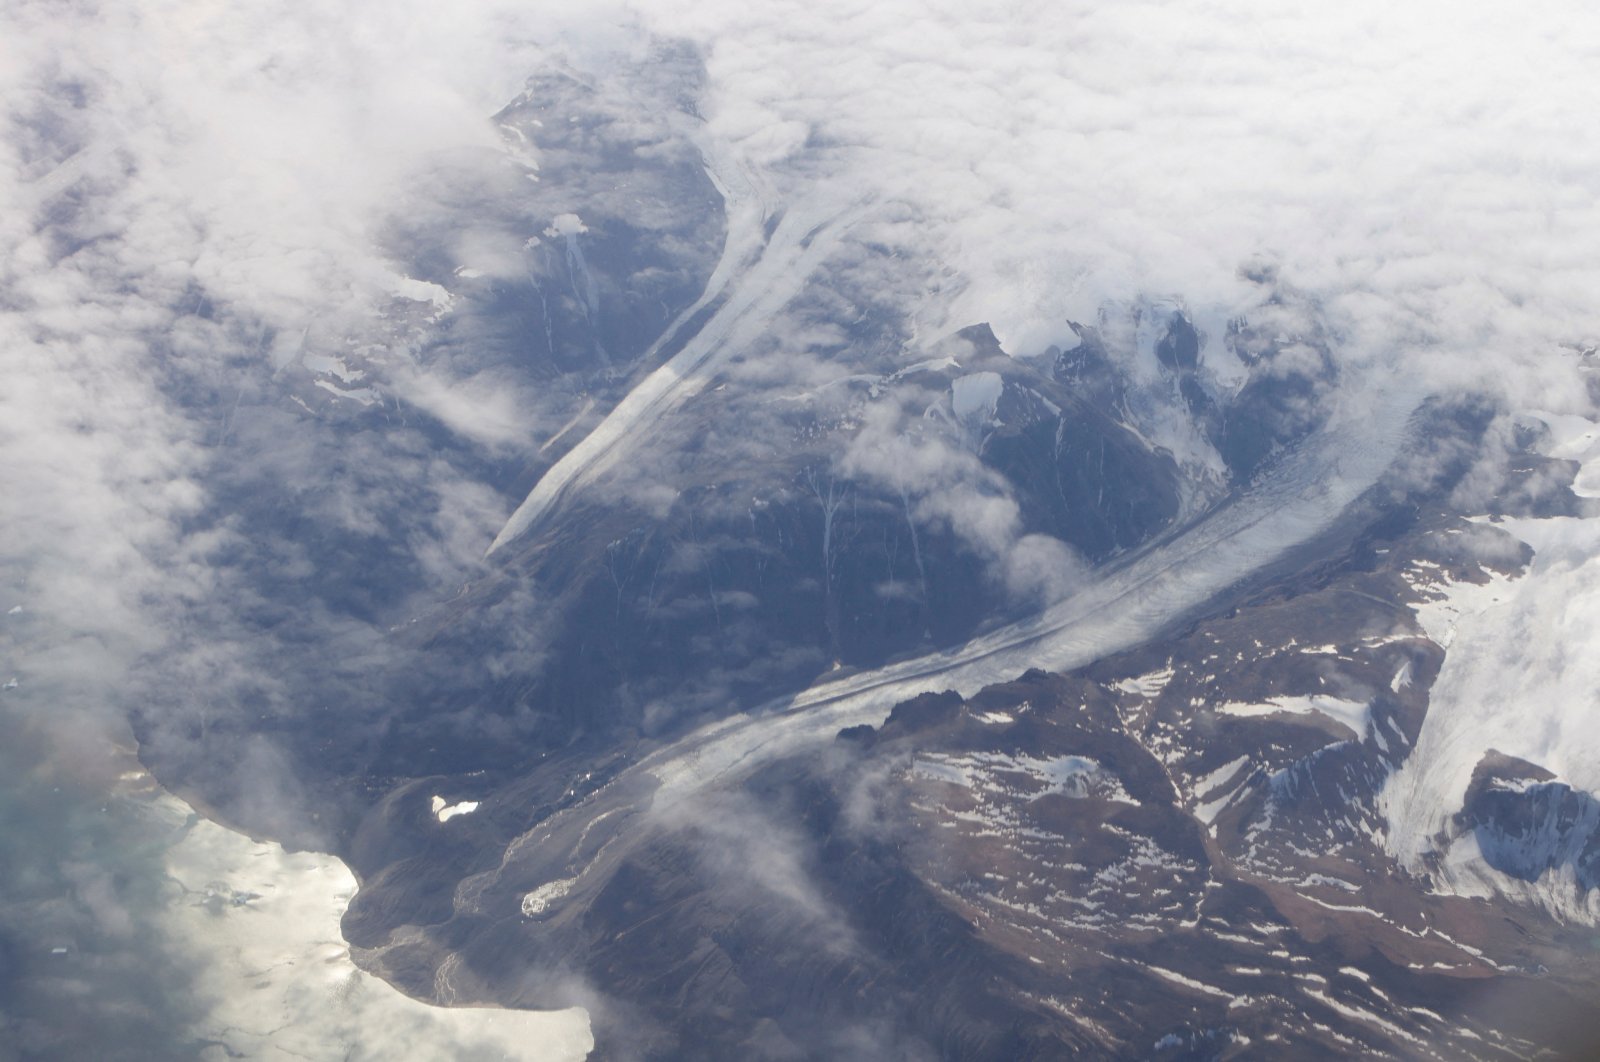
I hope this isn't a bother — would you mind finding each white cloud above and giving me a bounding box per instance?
[1384,492,1600,875]
[5,0,1595,400]
[5,0,1600,1046]
[631,0,1600,406]
[3,0,1591,801]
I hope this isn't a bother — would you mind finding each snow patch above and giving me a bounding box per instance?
[1407,568,1516,648]
[544,213,588,237]
[314,378,382,406]
[1433,825,1600,925]
[302,353,366,384]
[390,274,452,311]
[1215,695,1371,737]
[890,355,961,380]
[521,878,577,917]
[914,751,1138,804]
[430,795,480,823]
[1195,783,1247,827]
[951,371,1004,422]
[1529,411,1599,462]
[1143,964,1230,999]
[910,758,972,787]
[1115,667,1174,699]
[1302,987,1423,1047]
[1390,660,1413,692]
[1193,755,1251,799]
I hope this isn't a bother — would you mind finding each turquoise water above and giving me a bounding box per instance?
[0,705,203,1061]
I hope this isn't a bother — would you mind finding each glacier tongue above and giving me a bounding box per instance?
[1380,416,1600,917]
[486,119,867,557]
[497,371,1423,922]
[1437,827,1600,926]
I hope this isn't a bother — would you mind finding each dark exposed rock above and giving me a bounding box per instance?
[1456,752,1600,892]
